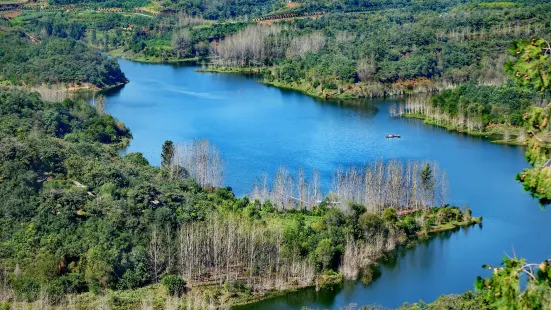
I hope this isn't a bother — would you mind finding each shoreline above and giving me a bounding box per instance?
[196,66,453,101]
[399,113,527,147]
[0,213,480,309]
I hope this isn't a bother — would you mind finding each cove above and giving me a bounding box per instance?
[103,59,551,309]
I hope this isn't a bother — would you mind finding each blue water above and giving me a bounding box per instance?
[104,59,551,308]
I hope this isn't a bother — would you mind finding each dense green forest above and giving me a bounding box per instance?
[6,0,549,98]
[0,23,126,89]
[203,0,551,98]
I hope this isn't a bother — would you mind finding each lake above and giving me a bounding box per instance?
[104,59,551,309]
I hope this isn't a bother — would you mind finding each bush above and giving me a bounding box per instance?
[11,276,40,301]
[383,208,398,223]
[359,212,384,237]
[324,82,338,90]
[161,275,186,296]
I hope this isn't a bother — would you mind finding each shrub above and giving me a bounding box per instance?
[162,275,186,296]
[324,82,338,90]
[359,212,384,237]
[383,208,398,223]
[11,276,40,301]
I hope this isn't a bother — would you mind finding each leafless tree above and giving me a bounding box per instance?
[172,29,192,58]
[212,25,286,66]
[357,55,376,82]
[286,32,326,59]
[94,94,105,115]
[176,215,315,293]
[250,161,447,213]
[176,11,206,27]
[174,139,224,188]
[149,224,164,282]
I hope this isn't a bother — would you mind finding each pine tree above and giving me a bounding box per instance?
[161,140,175,168]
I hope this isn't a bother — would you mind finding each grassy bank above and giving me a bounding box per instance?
[400,113,526,146]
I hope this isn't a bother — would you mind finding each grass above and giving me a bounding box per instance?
[428,217,482,234]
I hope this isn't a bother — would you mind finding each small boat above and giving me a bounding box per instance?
[386,134,401,138]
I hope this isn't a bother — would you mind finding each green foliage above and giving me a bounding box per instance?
[358,212,383,237]
[382,208,397,223]
[161,275,186,296]
[506,38,551,95]
[161,140,174,168]
[0,88,480,304]
[430,83,535,128]
[0,30,126,87]
[11,276,41,301]
[399,291,489,309]
[420,164,434,192]
[314,238,334,270]
[474,257,551,309]
[124,152,150,166]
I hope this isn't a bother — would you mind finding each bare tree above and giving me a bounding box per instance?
[94,94,105,115]
[174,139,223,188]
[172,29,192,58]
[212,25,286,66]
[357,55,377,82]
[149,224,164,282]
[286,32,326,59]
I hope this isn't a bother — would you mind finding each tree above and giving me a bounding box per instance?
[475,257,551,309]
[315,238,334,270]
[161,140,175,169]
[161,275,186,296]
[357,55,377,82]
[172,30,192,58]
[90,28,97,45]
[420,163,435,206]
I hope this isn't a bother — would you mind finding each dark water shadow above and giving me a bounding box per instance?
[235,224,482,310]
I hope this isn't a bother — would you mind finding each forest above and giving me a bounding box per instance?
[204,0,551,98]
[0,22,126,89]
[4,0,549,99]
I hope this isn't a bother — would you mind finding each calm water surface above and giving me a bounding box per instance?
[104,60,551,309]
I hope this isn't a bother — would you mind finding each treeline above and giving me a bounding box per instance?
[0,28,126,88]
[250,161,448,213]
[0,88,478,308]
[48,0,149,8]
[15,0,551,97]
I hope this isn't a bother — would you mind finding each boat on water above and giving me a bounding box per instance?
[386,134,401,138]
